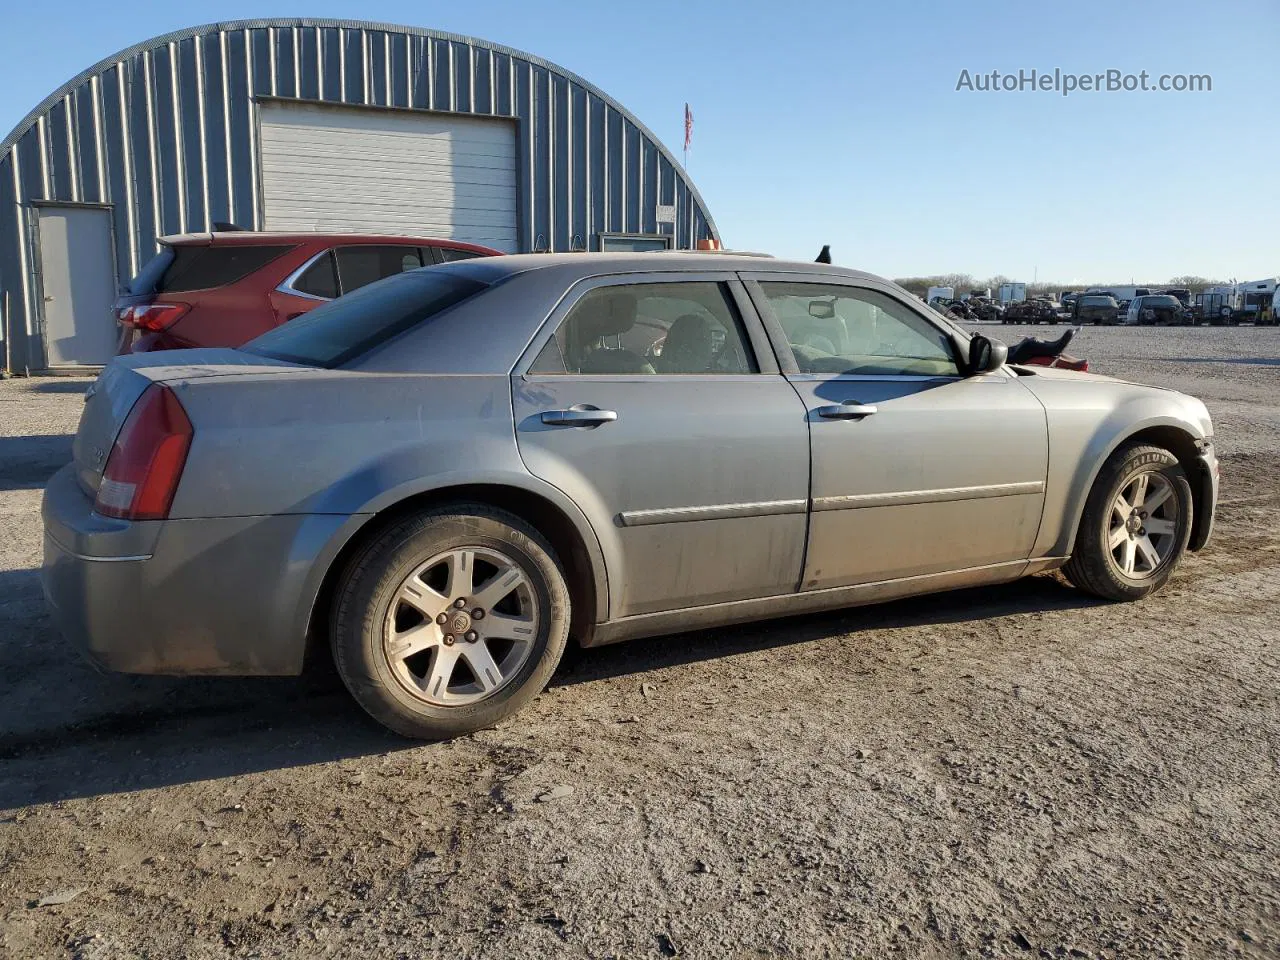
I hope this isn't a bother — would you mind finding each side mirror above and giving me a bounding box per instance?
[968,334,1007,374]
[808,300,836,320]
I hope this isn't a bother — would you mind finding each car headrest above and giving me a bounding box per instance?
[665,313,714,353]
[576,290,638,339]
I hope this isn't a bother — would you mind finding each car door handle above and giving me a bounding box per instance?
[815,403,878,420]
[540,406,619,427]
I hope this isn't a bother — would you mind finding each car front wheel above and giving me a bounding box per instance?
[331,504,571,739]
[1063,443,1193,601]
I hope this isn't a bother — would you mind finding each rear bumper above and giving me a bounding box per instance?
[41,463,350,676]
[1190,443,1218,552]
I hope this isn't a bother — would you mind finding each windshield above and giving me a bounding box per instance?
[243,269,487,368]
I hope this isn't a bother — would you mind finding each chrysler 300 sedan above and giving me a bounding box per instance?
[43,253,1218,739]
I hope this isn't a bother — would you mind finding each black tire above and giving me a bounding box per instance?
[331,504,571,739]
[1064,444,1193,601]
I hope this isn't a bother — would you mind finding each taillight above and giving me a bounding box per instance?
[94,385,194,520]
[117,303,189,331]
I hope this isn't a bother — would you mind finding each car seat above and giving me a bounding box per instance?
[656,313,716,373]
[575,290,656,375]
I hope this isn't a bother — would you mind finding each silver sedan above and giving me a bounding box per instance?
[42,253,1218,738]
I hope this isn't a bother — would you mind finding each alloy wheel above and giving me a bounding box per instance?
[1107,471,1179,580]
[382,547,540,706]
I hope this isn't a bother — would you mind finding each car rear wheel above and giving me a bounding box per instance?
[1064,444,1193,602]
[331,504,570,739]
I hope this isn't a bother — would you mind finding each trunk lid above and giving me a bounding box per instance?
[73,349,308,496]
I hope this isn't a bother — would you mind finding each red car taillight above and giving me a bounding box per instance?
[118,303,189,332]
[94,385,194,521]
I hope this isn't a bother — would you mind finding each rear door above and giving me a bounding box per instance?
[745,274,1049,591]
[511,273,811,619]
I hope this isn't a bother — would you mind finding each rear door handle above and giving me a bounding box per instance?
[540,406,618,427]
[815,402,878,420]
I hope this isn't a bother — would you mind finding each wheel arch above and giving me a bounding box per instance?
[300,480,608,671]
[1058,419,1210,558]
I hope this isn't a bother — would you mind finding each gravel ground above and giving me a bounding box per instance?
[1,325,1278,959]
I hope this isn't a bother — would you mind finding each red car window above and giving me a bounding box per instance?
[294,252,339,299]
[335,245,425,294]
[436,247,486,263]
[151,244,294,293]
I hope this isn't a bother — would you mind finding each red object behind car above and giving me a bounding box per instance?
[115,232,501,353]
[1026,353,1088,372]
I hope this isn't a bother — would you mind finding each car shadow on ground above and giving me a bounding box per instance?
[0,435,72,492]
[0,571,1101,810]
[28,379,92,393]
[551,574,1101,688]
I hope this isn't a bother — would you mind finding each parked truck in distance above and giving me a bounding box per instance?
[1086,285,1153,303]
[997,282,1027,304]
[1238,278,1278,324]
[926,285,955,303]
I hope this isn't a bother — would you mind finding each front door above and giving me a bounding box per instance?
[37,205,118,367]
[748,276,1049,591]
[512,274,811,619]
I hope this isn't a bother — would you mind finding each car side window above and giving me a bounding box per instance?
[759,282,960,377]
[437,247,485,263]
[334,245,425,294]
[293,251,339,299]
[528,281,758,376]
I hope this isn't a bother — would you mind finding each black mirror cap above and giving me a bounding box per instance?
[968,334,1008,374]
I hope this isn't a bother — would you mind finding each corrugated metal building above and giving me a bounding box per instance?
[0,18,719,374]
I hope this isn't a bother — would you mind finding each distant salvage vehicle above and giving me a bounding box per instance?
[1126,295,1187,326]
[1003,298,1059,324]
[1075,294,1121,325]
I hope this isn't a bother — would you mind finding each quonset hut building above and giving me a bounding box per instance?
[0,19,720,373]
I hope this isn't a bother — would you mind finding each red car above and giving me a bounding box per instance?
[115,231,501,353]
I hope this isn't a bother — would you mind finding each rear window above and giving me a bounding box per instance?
[1080,296,1115,306]
[149,244,293,293]
[242,270,487,368]
[1145,296,1180,308]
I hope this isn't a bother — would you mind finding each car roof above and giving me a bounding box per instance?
[158,231,499,252]
[437,251,890,286]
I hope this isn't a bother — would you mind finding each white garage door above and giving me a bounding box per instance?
[258,101,518,252]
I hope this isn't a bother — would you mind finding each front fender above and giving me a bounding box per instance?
[1033,393,1210,559]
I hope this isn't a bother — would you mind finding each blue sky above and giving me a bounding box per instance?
[1,0,1275,284]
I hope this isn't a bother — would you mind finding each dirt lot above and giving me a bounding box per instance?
[2,325,1277,959]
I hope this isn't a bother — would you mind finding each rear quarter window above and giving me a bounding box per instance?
[155,244,294,292]
[242,269,487,368]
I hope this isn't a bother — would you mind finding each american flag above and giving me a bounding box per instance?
[684,103,693,151]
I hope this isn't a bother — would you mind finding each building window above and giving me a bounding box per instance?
[598,233,672,253]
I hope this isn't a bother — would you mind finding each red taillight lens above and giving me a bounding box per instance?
[94,385,194,520]
[118,303,189,331]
